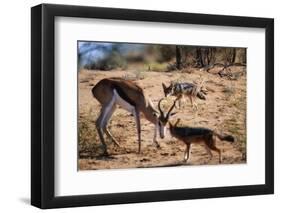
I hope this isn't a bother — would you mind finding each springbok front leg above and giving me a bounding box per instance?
[153,121,160,148]
[133,109,142,153]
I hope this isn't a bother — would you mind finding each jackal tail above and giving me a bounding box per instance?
[214,132,235,142]
[197,91,206,100]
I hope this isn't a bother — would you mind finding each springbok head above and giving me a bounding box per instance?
[157,98,178,138]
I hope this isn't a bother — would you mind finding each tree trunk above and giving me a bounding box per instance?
[196,48,203,68]
[176,45,182,70]
[232,48,236,63]
[242,48,246,64]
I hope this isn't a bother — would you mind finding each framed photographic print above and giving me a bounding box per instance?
[31,3,274,209]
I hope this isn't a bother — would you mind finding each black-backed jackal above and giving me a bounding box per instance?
[157,98,235,163]
[169,118,235,163]
[162,81,207,109]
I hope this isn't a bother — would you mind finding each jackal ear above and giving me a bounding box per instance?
[162,83,167,90]
[174,118,181,126]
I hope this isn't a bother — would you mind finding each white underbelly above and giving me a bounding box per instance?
[113,89,135,114]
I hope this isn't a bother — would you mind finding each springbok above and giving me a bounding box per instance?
[91,77,176,156]
[157,98,235,163]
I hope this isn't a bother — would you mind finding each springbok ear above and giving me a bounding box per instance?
[152,112,159,117]
[170,112,177,117]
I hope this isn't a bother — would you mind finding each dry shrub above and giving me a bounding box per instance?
[79,112,101,158]
[222,85,236,95]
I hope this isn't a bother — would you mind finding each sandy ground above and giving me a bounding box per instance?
[78,67,246,170]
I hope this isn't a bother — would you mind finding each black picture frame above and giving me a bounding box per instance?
[31,3,274,209]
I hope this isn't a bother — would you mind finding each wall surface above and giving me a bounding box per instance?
[0,0,279,212]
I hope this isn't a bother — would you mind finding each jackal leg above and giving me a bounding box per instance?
[175,95,183,109]
[189,96,198,110]
[208,136,222,163]
[184,143,191,162]
[180,96,187,109]
[210,145,222,163]
[203,143,213,161]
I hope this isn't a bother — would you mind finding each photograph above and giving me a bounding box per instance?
[30,3,274,209]
[78,41,247,170]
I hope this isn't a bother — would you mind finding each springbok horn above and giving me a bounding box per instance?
[157,98,165,117]
[166,99,178,119]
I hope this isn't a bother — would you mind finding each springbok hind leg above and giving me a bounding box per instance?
[103,105,120,147]
[96,100,115,156]
[96,113,108,156]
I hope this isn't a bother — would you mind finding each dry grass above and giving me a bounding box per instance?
[121,69,146,81]
[222,85,236,95]
[78,110,100,158]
